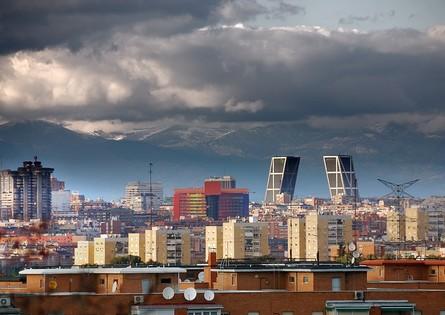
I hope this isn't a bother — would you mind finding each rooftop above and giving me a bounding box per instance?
[19,266,186,275]
[211,261,369,272]
[361,259,445,266]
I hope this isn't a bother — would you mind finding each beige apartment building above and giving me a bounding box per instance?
[74,237,127,266]
[74,241,94,265]
[93,237,117,265]
[305,213,329,261]
[205,226,223,260]
[288,213,352,261]
[405,207,428,241]
[128,233,145,258]
[288,217,306,260]
[387,210,406,242]
[144,227,191,265]
[206,220,269,260]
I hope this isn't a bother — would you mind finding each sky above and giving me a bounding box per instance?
[0,1,444,199]
[0,0,444,135]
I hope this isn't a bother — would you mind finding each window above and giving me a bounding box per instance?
[440,311,445,315]
[188,312,219,315]
[332,277,341,291]
[231,275,236,285]
[288,276,295,283]
[247,313,260,315]
[282,312,294,315]
[312,312,323,315]
[100,278,105,285]
[303,276,309,284]
[430,269,436,275]
[161,278,172,284]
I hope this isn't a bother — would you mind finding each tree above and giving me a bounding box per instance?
[111,255,142,266]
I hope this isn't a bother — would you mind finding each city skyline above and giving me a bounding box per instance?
[0,2,445,314]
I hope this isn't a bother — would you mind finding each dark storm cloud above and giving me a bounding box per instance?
[1,18,445,133]
[0,0,222,54]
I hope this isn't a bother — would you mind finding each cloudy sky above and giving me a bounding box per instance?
[0,0,445,136]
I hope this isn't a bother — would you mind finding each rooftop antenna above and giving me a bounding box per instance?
[149,162,154,228]
[378,178,419,257]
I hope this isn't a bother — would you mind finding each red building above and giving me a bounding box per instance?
[173,178,249,221]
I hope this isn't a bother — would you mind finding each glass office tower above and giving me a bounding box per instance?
[323,155,358,203]
[264,156,300,204]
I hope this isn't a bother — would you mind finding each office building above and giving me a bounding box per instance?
[74,241,95,265]
[173,188,207,220]
[145,227,191,265]
[204,179,249,220]
[124,181,163,212]
[323,155,358,204]
[207,220,269,260]
[51,190,73,217]
[288,213,352,261]
[173,177,249,220]
[386,210,406,242]
[405,207,428,241]
[0,158,54,221]
[265,156,300,204]
[50,177,65,191]
[204,176,236,189]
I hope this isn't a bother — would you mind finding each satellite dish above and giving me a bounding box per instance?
[352,250,361,259]
[351,257,356,265]
[348,242,356,252]
[204,290,215,301]
[162,287,174,300]
[184,288,197,301]
[198,272,205,282]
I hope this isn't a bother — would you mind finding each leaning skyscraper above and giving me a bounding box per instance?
[323,155,358,203]
[265,156,300,204]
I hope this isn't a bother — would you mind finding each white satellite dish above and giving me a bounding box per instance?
[348,241,356,252]
[184,287,197,301]
[198,271,205,282]
[352,250,361,259]
[204,290,215,301]
[162,287,175,300]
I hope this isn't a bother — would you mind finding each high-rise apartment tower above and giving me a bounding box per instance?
[0,158,53,221]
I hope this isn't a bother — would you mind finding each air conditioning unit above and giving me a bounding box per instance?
[0,297,11,307]
[133,295,144,304]
[354,291,365,300]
